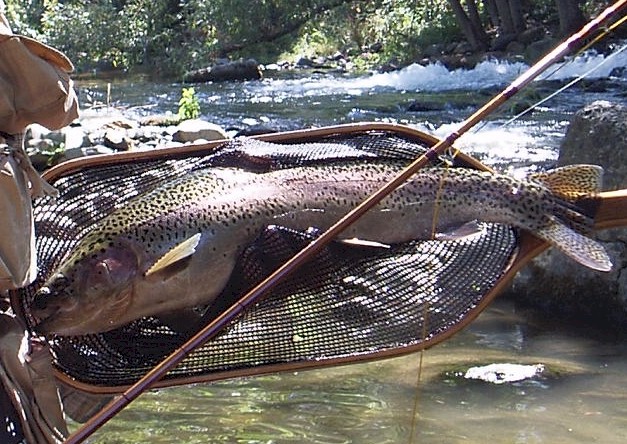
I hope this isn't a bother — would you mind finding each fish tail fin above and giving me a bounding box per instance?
[530,165,611,271]
[535,217,612,272]
[530,164,603,200]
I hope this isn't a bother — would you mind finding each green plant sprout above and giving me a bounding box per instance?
[178,87,201,120]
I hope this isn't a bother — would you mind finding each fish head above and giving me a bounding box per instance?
[32,243,140,336]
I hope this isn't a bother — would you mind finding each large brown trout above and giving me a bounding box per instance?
[32,161,611,335]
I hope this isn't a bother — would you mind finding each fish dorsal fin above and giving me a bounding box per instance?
[145,233,202,277]
[536,218,612,272]
[530,165,603,200]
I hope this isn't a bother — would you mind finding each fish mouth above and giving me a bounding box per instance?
[33,297,111,337]
[31,286,80,335]
[32,296,106,336]
[34,314,84,336]
[31,276,97,336]
[32,284,135,336]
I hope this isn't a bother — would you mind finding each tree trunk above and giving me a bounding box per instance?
[466,0,483,31]
[555,0,586,36]
[447,0,488,51]
[508,0,525,33]
[483,0,500,29]
[494,0,515,35]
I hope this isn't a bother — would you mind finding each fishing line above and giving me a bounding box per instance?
[470,15,627,135]
[430,167,449,240]
[407,302,430,444]
[445,145,462,161]
[540,12,627,81]
[501,41,627,125]
[430,144,462,240]
[583,12,627,49]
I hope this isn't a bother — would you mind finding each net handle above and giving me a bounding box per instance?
[592,189,627,229]
[64,1,627,442]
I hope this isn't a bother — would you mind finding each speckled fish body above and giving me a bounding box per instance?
[32,162,611,335]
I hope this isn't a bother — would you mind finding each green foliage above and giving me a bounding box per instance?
[2,0,40,37]
[270,1,459,67]
[34,0,184,73]
[43,142,66,167]
[10,0,460,74]
[4,0,611,77]
[357,0,461,65]
[34,1,126,70]
[178,87,201,120]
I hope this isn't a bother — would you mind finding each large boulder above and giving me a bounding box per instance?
[504,101,627,334]
[172,119,228,143]
[557,100,627,190]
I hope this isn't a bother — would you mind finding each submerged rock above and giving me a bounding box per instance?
[464,363,545,384]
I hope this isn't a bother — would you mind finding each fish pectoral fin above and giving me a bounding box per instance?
[536,219,612,272]
[145,233,202,277]
[435,220,485,241]
[337,238,391,249]
[530,165,603,200]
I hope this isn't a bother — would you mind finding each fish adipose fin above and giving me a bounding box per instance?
[530,164,603,200]
[145,233,202,277]
[536,217,612,272]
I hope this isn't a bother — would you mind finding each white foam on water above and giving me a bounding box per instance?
[539,45,627,81]
[255,60,527,98]
[359,59,527,91]
[254,45,626,98]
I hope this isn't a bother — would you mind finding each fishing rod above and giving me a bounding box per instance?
[502,40,627,125]
[473,13,627,133]
[540,11,627,82]
[64,1,627,442]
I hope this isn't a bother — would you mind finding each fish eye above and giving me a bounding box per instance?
[84,261,114,292]
[95,261,110,275]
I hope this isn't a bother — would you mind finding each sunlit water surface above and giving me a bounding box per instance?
[71,51,626,443]
[73,301,626,444]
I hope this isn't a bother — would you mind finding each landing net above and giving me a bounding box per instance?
[12,127,518,392]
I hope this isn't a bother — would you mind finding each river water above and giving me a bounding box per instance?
[70,50,627,443]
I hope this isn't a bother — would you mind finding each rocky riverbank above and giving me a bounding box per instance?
[25,113,231,171]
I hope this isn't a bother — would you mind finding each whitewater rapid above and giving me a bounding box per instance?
[255,44,627,98]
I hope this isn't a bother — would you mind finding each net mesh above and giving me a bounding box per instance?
[12,129,518,389]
